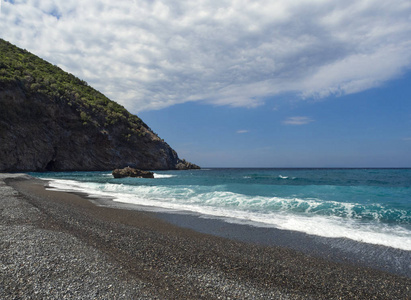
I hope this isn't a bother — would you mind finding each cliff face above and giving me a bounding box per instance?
[0,40,199,172]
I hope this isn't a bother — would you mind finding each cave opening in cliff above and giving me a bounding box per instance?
[45,160,57,171]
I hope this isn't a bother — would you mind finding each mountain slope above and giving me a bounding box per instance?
[0,39,199,171]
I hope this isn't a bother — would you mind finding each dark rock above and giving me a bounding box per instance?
[0,81,195,172]
[175,159,201,170]
[112,167,154,178]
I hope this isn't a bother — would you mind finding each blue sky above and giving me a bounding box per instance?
[1,0,411,167]
[140,73,411,167]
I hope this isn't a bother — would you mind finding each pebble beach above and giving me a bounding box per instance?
[1,174,410,299]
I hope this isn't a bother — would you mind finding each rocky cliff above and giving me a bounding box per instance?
[0,39,199,172]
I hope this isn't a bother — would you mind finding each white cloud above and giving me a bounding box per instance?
[1,0,411,113]
[283,116,314,126]
[236,130,249,134]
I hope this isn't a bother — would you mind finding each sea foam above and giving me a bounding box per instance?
[153,173,177,178]
[44,177,411,251]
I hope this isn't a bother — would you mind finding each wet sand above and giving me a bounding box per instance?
[1,174,410,299]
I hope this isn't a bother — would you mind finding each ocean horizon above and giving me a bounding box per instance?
[31,168,411,252]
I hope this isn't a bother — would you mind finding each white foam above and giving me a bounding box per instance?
[44,178,411,251]
[153,173,177,178]
[44,179,88,193]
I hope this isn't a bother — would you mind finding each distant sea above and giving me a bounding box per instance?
[31,168,411,251]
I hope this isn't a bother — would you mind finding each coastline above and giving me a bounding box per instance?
[155,212,411,278]
[1,174,410,299]
[88,188,411,278]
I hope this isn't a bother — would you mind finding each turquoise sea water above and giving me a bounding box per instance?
[31,168,411,251]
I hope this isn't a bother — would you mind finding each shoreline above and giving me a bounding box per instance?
[88,187,411,278]
[155,212,411,278]
[1,174,410,299]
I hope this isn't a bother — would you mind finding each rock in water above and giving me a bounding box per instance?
[175,159,201,170]
[112,167,154,178]
[0,39,199,172]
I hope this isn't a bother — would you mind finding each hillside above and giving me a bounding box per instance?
[0,39,199,171]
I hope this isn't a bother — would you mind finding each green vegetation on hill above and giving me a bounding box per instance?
[0,38,148,135]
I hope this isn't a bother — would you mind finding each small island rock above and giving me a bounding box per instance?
[175,159,201,170]
[112,167,154,179]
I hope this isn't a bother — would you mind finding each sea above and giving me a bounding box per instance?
[30,168,411,276]
[31,168,411,278]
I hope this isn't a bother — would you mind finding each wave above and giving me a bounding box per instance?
[43,178,411,251]
[277,175,297,180]
[153,173,177,179]
[243,174,297,181]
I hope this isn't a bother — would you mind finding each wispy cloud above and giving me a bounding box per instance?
[236,130,249,134]
[1,0,411,112]
[283,116,314,125]
[403,137,411,141]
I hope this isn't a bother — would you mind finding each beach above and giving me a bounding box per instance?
[1,174,410,299]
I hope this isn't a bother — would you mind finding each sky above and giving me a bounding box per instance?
[1,0,411,167]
